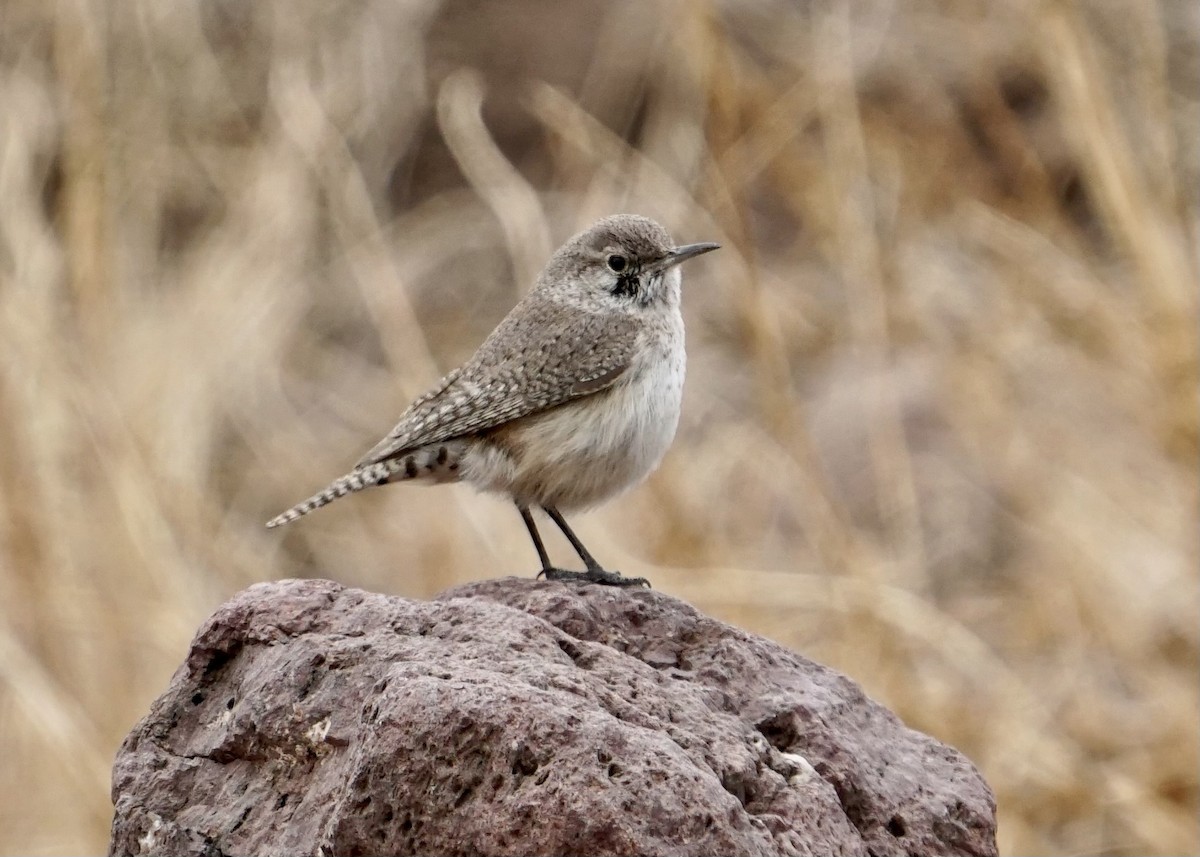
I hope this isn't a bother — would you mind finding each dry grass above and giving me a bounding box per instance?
[0,0,1196,853]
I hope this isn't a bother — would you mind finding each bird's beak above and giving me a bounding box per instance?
[651,241,720,272]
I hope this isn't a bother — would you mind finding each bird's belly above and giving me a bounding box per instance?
[465,355,684,510]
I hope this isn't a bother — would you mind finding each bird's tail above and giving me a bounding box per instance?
[265,460,401,529]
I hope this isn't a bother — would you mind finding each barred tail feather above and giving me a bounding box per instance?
[265,460,400,528]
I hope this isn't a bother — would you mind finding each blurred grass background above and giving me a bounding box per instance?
[0,0,1196,853]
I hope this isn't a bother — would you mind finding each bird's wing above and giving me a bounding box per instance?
[354,299,638,468]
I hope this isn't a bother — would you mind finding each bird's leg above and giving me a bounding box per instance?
[518,505,554,575]
[541,506,649,588]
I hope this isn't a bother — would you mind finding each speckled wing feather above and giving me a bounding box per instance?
[355,297,638,468]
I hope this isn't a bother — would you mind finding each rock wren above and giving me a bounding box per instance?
[267,214,719,587]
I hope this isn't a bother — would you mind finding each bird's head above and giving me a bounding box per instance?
[541,214,719,311]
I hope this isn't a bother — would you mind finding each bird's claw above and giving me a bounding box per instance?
[540,567,651,589]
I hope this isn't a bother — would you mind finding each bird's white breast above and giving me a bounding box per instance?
[462,314,686,511]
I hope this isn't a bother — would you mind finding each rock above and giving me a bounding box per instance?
[108,578,997,857]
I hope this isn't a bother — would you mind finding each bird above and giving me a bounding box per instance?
[267,214,719,587]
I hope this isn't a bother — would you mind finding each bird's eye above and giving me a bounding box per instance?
[607,254,627,273]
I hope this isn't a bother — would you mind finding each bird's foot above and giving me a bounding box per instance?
[538,567,650,588]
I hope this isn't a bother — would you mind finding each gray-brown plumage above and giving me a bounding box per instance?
[267,214,719,586]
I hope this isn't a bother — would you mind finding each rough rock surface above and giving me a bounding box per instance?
[108,578,997,856]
